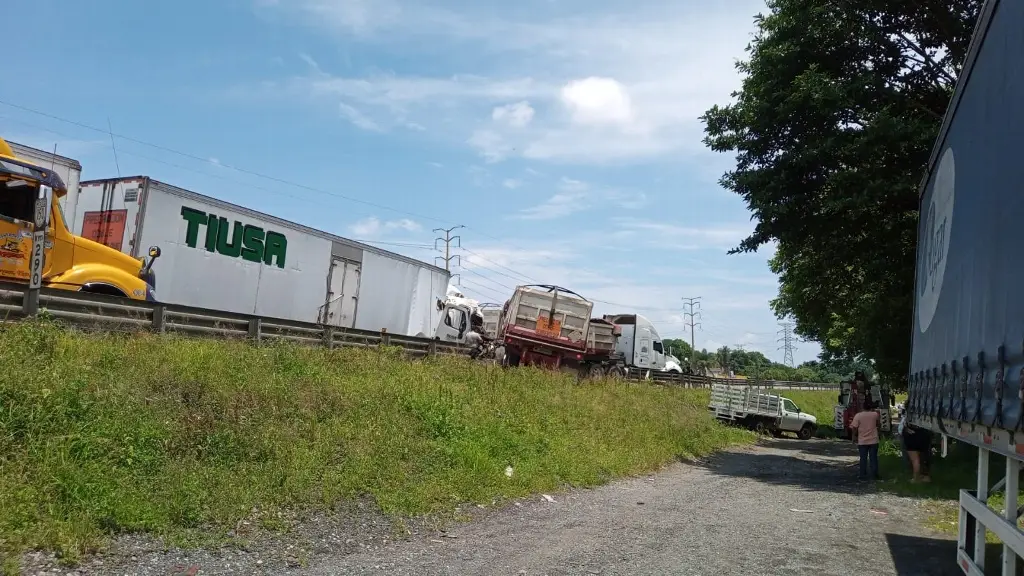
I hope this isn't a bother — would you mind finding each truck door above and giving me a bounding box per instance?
[635,327,653,369]
[0,182,53,283]
[435,305,468,342]
[652,340,666,370]
[324,258,360,328]
[780,398,803,431]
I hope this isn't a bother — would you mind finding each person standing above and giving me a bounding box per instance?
[903,420,933,483]
[850,400,881,481]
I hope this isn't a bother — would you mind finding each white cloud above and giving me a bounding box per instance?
[467,129,509,163]
[613,218,753,250]
[339,102,383,131]
[348,216,422,237]
[514,177,590,220]
[502,178,522,189]
[560,77,635,128]
[251,1,764,164]
[510,177,653,220]
[492,101,535,128]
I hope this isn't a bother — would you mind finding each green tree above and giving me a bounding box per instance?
[701,0,980,386]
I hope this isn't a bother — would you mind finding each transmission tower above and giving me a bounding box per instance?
[433,225,464,271]
[777,321,796,367]
[681,296,702,372]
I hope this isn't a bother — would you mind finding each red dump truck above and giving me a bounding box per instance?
[497,285,623,377]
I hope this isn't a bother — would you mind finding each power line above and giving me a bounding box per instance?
[0,99,455,225]
[778,321,796,367]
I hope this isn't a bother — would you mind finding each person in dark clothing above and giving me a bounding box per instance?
[903,420,932,483]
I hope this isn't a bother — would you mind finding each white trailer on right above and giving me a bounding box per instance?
[905,0,1024,573]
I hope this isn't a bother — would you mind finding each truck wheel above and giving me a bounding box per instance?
[753,420,769,435]
[503,351,521,368]
[797,424,814,440]
[605,365,624,380]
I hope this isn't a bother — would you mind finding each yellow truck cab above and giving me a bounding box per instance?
[0,137,160,300]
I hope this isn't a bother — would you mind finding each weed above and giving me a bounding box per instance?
[0,321,752,565]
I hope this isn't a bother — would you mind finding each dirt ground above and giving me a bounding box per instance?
[45,439,963,576]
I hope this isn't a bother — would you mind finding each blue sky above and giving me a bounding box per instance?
[3,0,819,364]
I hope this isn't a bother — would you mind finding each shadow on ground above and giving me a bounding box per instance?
[694,437,973,500]
[886,533,1019,576]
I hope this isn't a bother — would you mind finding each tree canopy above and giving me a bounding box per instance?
[701,0,981,385]
[662,339,869,383]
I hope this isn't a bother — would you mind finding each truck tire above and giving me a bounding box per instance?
[605,365,625,379]
[797,424,815,440]
[752,419,769,435]
[503,351,521,368]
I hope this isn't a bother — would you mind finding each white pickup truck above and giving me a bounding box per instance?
[707,384,818,440]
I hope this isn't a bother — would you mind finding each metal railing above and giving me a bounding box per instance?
[0,282,465,357]
[0,282,841,389]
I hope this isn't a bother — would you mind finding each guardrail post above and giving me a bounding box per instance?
[248,317,262,342]
[323,326,334,350]
[429,339,437,356]
[380,328,390,347]
[152,305,166,333]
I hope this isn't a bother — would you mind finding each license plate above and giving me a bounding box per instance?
[536,315,562,337]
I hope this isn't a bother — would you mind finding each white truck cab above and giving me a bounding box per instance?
[433,300,478,343]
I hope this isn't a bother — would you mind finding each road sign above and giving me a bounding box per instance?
[33,198,47,228]
[28,229,45,290]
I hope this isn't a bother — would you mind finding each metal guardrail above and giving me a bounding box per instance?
[0,283,466,357]
[0,283,841,389]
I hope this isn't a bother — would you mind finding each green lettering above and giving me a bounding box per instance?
[216,217,243,257]
[264,231,287,268]
[180,206,287,267]
[241,224,264,263]
[181,207,207,248]
[204,213,219,252]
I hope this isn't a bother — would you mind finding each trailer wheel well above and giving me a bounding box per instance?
[79,283,128,298]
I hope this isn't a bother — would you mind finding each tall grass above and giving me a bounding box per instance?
[0,321,751,564]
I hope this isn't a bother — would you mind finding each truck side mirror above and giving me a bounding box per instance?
[144,245,161,274]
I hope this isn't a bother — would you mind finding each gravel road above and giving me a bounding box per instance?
[32,439,961,576]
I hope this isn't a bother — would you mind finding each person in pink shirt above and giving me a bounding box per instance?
[850,400,880,481]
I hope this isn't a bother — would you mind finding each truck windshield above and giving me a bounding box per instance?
[0,179,38,224]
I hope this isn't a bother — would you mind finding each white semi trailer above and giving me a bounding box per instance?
[73,176,450,336]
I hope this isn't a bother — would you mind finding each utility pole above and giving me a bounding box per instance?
[433,225,464,272]
[681,296,702,373]
[778,321,796,367]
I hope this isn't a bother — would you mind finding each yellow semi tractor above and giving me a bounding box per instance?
[0,137,160,300]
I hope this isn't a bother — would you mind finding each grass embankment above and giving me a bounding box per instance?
[781,390,837,428]
[0,321,752,567]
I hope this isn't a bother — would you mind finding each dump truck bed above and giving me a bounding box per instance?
[501,285,592,352]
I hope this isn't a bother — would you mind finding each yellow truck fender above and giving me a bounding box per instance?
[49,265,149,300]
